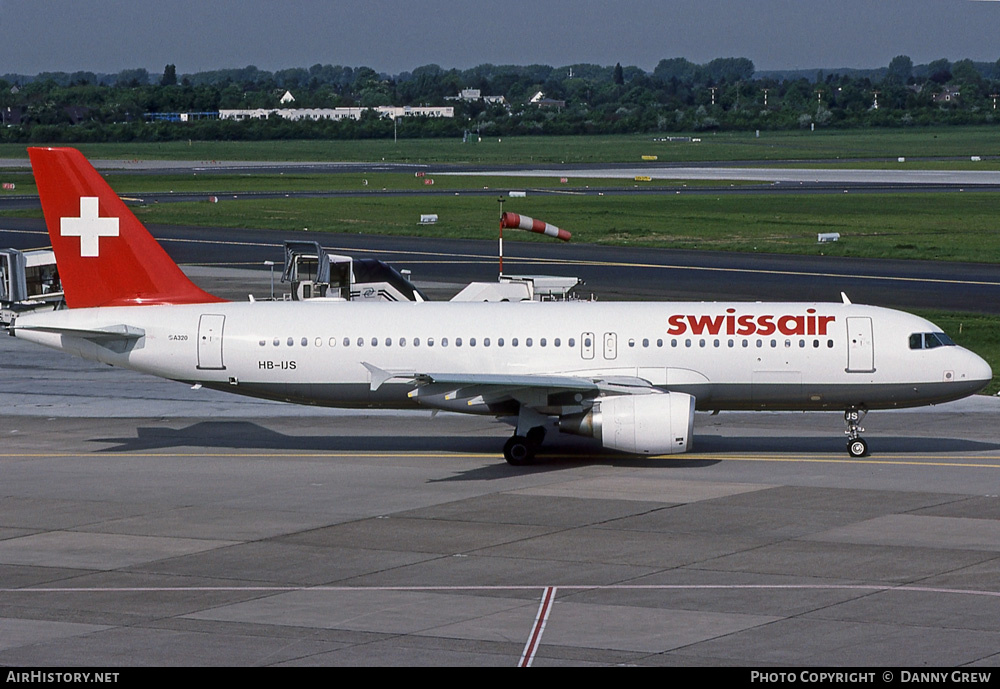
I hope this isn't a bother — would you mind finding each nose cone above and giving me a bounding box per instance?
[960,347,992,394]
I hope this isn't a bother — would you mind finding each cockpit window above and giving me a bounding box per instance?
[909,332,956,350]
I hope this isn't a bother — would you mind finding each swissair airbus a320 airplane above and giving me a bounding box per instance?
[10,147,993,464]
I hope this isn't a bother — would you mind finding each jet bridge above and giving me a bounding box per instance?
[1,248,64,326]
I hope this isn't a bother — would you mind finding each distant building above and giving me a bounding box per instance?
[529,91,565,108]
[279,90,295,104]
[218,106,454,122]
[446,89,508,107]
[145,112,219,122]
[933,86,960,104]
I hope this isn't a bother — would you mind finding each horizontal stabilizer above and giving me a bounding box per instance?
[13,323,145,342]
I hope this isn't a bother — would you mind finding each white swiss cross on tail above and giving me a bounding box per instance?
[60,196,119,257]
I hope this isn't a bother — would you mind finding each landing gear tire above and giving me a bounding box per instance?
[503,435,536,466]
[848,438,869,458]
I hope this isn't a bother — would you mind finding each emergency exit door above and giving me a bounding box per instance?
[603,332,617,360]
[197,314,226,370]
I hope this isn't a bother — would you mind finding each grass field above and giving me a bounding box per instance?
[1,127,998,165]
[2,127,997,267]
[6,184,997,263]
[108,190,999,264]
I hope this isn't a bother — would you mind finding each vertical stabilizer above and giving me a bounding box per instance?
[28,147,224,308]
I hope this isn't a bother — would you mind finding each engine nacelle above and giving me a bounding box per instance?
[559,392,695,455]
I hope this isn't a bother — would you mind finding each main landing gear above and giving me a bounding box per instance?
[844,407,869,457]
[503,427,546,466]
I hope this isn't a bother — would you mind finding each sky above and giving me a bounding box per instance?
[1,0,998,77]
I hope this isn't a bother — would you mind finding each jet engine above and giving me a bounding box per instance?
[559,392,695,454]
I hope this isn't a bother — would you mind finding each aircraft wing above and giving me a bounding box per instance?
[362,362,657,410]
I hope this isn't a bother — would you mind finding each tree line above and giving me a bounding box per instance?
[2,55,999,143]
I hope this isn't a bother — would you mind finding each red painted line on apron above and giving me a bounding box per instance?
[519,586,557,667]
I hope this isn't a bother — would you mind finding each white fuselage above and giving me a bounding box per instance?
[13,299,991,413]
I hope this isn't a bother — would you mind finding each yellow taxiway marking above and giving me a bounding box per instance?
[3,452,1000,468]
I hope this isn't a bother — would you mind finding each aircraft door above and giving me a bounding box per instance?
[197,314,226,370]
[846,317,874,373]
[581,332,594,360]
[603,332,617,360]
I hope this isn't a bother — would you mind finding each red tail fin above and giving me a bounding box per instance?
[28,147,225,308]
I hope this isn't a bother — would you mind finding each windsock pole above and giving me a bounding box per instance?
[497,197,504,276]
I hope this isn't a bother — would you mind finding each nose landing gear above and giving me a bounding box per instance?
[845,407,869,457]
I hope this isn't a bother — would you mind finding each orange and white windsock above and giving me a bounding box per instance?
[500,212,571,241]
